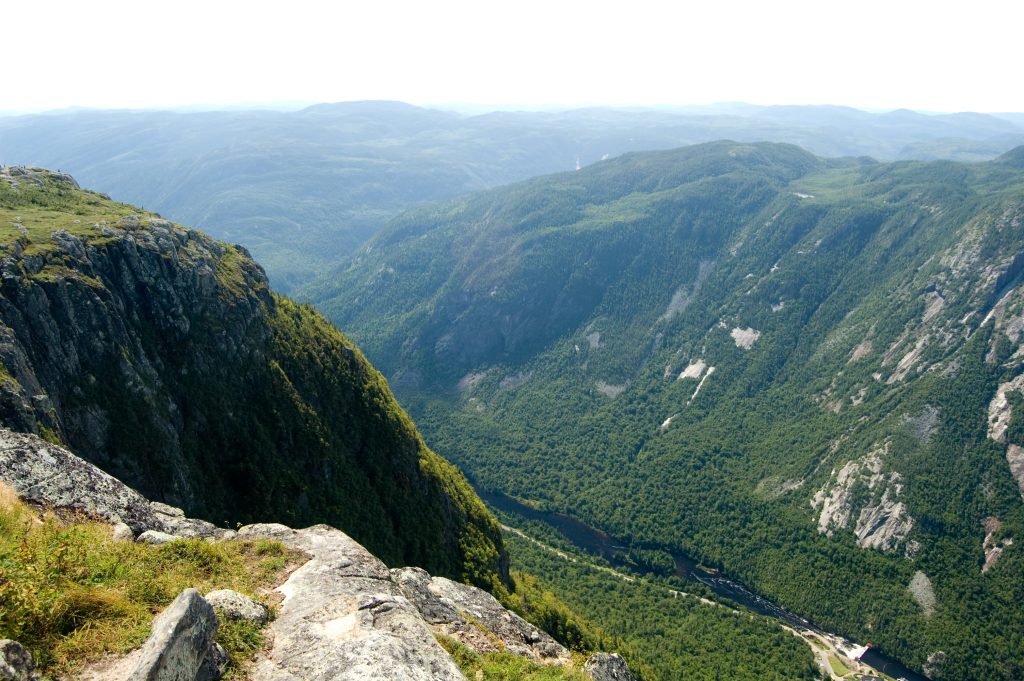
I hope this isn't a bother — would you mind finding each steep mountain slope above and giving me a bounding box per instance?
[0,165,505,588]
[2,103,1021,289]
[310,142,1024,679]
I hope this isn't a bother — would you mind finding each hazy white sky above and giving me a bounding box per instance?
[5,0,1022,113]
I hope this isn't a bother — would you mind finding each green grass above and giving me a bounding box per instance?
[436,634,589,680]
[0,173,158,251]
[0,483,298,676]
[828,654,852,677]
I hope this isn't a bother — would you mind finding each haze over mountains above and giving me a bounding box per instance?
[2,101,1023,291]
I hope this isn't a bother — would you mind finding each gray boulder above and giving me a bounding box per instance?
[126,589,221,681]
[205,590,269,624]
[0,640,38,681]
[584,653,636,681]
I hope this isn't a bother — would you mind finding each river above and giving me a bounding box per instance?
[480,489,928,681]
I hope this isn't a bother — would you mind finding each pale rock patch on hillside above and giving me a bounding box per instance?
[660,415,677,432]
[1007,444,1024,499]
[886,335,929,384]
[678,360,707,380]
[848,339,873,363]
[922,291,946,323]
[499,371,532,391]
[596,382,626,399]
[730,327,761,349]
[755,476,804,498]
[908,571,937,616]
[660,259,714,321]
[688,367,716,403]
[982,517,1013,573]
[812,445,915,551]
[587,332,602,349]
[986,373,1024,443]
[771,301,785,312]
[855,484,914,552]
[457,370,491,392]
[902,405,940,443]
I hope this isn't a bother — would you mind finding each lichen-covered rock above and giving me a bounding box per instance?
[126,589,221,681]
[241,524,464,681]
[204,590,269,624]
[0,429,230,539]
[0,640,38,681]
[584,652,636,681]
[811,445,914,552]
[390,567,461,624]
[425,576,569,662]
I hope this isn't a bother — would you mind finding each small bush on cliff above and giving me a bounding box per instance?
[0,483,295,676]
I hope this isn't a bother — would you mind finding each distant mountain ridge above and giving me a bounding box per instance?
[309,141,1024,679]
[2,101,1022,289]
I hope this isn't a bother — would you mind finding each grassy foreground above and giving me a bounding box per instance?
[0,483,297,677]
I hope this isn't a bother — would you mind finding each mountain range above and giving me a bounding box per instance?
[308,141,1024,680]
[2,102,1022,291]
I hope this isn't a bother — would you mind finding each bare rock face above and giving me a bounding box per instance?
[584,652,636,681]
[987,374,1024,443]
[125,589,223,681]
[1006,444,1024,499]
[0,429,230,539]
[392,565,569,663]
[239,524,465,681]
[811,446,914,552]
[0,640,38,681]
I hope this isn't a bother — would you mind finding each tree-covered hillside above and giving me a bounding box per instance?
[309,142,1024,679]
[0,166,506,589]
[2,103,1021,289]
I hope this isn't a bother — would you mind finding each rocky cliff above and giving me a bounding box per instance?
[0,165,505,588]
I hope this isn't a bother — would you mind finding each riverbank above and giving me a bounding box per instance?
[484,489,926,681]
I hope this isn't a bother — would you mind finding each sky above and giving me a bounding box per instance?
[5,0,1024,114]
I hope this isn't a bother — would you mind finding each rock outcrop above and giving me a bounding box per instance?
[0,429,228,539]
[584,653,636,681]
[0,425,634,681]
[811,446,914,552]
[239,523,466,681]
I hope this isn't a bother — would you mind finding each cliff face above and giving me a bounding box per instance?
[0,166,505,587]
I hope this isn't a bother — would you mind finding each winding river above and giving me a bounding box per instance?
[480,489,928,681]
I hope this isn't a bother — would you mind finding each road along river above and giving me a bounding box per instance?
[480,489,928,681]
